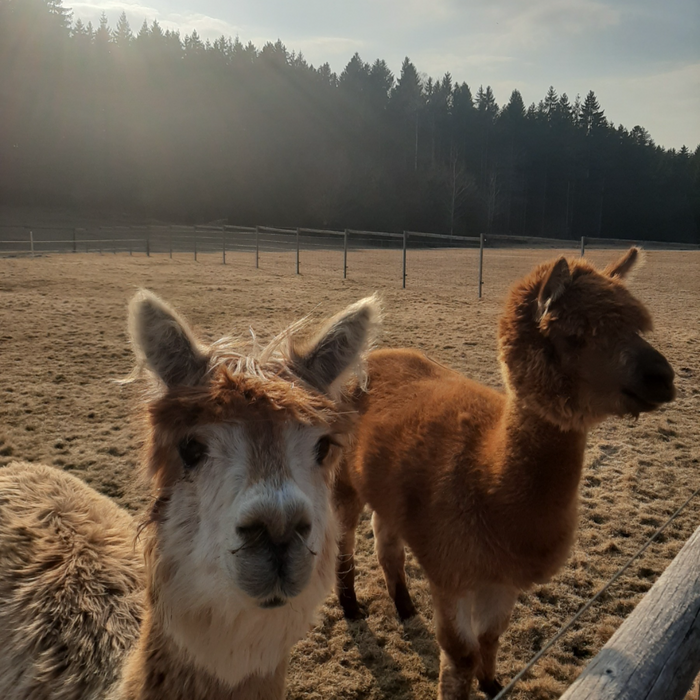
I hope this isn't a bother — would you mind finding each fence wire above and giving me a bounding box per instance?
[2,224,698,294]
[493,483,700,700]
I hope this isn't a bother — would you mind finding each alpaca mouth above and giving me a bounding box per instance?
[622,388,662,413]
[259,596,287,609]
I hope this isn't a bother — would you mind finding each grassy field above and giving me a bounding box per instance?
[0,248,698,699]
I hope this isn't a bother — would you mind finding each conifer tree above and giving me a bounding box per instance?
[581,90,606,135]
[113,12,133,48]
[94,12,111,47]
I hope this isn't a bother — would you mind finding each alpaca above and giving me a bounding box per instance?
[333,249,675,700]
[0,289,380,700]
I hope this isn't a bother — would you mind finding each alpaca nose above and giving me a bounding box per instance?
[637,347,675,403]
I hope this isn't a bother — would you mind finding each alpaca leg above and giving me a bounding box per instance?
[433,590,479,700]
[334,477,364,619]
[372,511,416,619]
[473,584,519,698]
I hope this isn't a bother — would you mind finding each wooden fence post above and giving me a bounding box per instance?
[30,230,34,258]
[296,228,300,275]
[581,236,586,257]
[255,226,260,269]
[146,233,150,257]
[478,233,485,299]
[343,229,348,279]
[402,230,407,289]
[560,524,700,700]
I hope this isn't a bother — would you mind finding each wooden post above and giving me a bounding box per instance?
[255,226,260,269]
[146,234,150,257]
[72,228,76,253]
[194,227,197,261]
[222,229,226,265]
[30,230,34,258]
[478,233,484,299]
[343,229,348,279]
[560,524,700,700]
[402,230,407,289]
[580,236,586,257]
[296,228,300,275]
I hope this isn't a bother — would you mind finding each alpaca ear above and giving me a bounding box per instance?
[290,295,381,395]
[537,257,571,321]
[128,290,209,388]
[604,247,641,280]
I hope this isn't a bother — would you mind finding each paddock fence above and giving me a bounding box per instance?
[2,221,700,697]
[1,223,698,297]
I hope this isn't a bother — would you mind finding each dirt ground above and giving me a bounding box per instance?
[0,247,698,699]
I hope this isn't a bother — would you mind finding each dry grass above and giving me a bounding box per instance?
[0,248,698,699]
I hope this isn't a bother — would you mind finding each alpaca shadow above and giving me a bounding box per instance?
[400,612,441,684]
[344,615,418,700]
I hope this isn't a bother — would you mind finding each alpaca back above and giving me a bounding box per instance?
[0,462,144,700]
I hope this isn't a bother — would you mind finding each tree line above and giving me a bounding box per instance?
[1,0,698,241]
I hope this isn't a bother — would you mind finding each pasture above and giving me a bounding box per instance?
[0,248,698,699]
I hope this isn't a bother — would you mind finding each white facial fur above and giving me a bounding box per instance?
[152,421,338,686]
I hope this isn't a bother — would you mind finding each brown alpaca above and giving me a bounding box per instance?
[334,249,675,700]
[0,290,380,700]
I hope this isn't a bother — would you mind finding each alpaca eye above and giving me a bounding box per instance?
[314,436,332,465]
[178,438,207,470]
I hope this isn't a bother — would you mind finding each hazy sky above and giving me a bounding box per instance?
[69,0,700,150]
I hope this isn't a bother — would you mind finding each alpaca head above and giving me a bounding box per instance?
[128,291,379,659]
[499,248,675,430]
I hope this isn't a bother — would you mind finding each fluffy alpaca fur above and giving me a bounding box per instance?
[334,249,675,700]
[0,291,380,700]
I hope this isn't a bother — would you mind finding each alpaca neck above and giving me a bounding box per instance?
[117,610,287,700]
[481,396,589,584]
[497,394,588,512]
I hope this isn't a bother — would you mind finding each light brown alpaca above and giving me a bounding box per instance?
[334,249,675,700]
[0,290,380,700]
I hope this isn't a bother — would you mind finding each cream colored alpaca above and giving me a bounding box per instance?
[0,290,380,700]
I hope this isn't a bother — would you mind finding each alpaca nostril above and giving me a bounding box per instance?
[295,521,312,540]
[236,523,267,541]
[644,369,672,388]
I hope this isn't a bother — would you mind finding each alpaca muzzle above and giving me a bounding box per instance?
[233,504,316,603]
[624,345,675,411]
